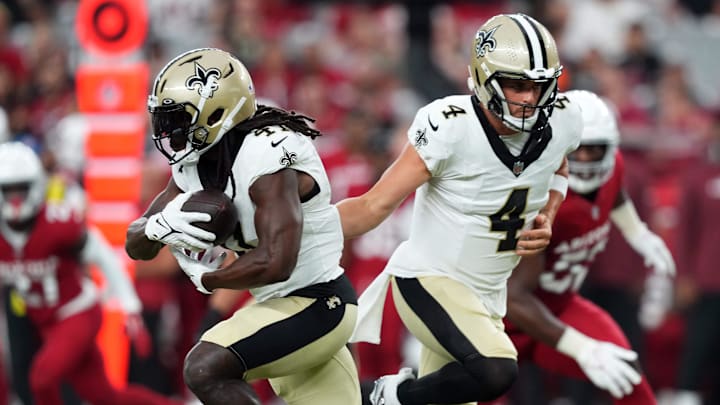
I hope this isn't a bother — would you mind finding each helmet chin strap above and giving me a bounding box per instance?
[501,109,539,133]
[490,77,541,133]
[468,74,542,133]
[183,150,200,165]
[167,145,200,166]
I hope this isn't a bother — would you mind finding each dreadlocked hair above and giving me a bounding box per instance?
[233,104,322,139]
[200,104,320,199]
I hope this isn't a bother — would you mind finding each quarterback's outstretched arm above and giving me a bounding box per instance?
[337,142,430,239]
[516,156,569,256]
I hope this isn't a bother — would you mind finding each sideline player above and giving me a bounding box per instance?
[337,13,582,405]
[0,142,180,405]
[125,48,361,405]
[505,90,675,403]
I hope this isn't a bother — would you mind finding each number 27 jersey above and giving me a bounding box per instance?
[385,95,582,318]
[535,152,624,313]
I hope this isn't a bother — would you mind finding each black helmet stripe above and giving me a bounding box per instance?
[525,15,548,70]
[508,14,547,70]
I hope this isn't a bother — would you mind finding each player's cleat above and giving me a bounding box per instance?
[369,367,416,405]
[672,390,702,405]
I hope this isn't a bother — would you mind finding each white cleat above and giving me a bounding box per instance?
[369,367,416,405]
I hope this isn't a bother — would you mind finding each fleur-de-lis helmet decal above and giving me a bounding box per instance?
[474,26,498,57]
[186,62,221,98]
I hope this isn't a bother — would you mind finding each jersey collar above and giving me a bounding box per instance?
[472,96,553,177]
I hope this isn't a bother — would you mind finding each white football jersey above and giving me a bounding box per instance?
[386,95,582,317]
[173,126,345,302]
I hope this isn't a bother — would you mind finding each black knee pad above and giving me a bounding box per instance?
[463,354,518,401]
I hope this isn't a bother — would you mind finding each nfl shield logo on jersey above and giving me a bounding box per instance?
[513,161,525,176]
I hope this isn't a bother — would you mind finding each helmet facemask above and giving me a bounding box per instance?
[0,143,47,226]
[568,143,617,194]
[149,100,208,165]
[483,72,559,132]
[0,183,41,224]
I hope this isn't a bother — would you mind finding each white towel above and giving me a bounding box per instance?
[349,272,391,344]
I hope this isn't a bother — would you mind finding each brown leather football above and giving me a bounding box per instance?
[181,189,238,245]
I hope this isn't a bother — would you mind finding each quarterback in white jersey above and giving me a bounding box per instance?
[125,48,360,405]
[338,13,581,405]
[387,93,581,318]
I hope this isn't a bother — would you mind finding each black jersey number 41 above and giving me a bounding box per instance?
[489,188,529,252]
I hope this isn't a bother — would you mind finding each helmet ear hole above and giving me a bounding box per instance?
[207,108,225,126]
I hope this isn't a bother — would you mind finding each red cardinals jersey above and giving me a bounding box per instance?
[534,152,625,313]
[0,202,90,326]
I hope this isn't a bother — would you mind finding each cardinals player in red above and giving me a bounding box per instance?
[0,142,181,405]
[504,90,676,404]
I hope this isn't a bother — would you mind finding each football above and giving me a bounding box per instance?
[181,189,238,245]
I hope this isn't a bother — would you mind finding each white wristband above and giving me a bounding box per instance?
[550,174,569,199]
[557,326,594,359]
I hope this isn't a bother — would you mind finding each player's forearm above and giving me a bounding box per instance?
[506,294,566,348]
[126,179,181,261]
[337,196,396,239]
[207,173,303,291]
[540,158,569,224]
[85,228,142,313]
[202,248,288,291]
[610,199,647,240]
[539,189,565,225]
[125,217,164,261]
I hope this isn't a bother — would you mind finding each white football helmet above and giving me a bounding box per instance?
[0,142,47,223]
[148,48,257,165]
[563,90,620,194]
[467,13,562,132]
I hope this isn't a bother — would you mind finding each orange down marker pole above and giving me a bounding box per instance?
[75,0,148,388]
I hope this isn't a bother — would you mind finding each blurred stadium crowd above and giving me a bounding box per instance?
[0,0,719,404]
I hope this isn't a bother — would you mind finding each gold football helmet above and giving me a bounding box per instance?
[148,48,257,164]
[467,13,562,132]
